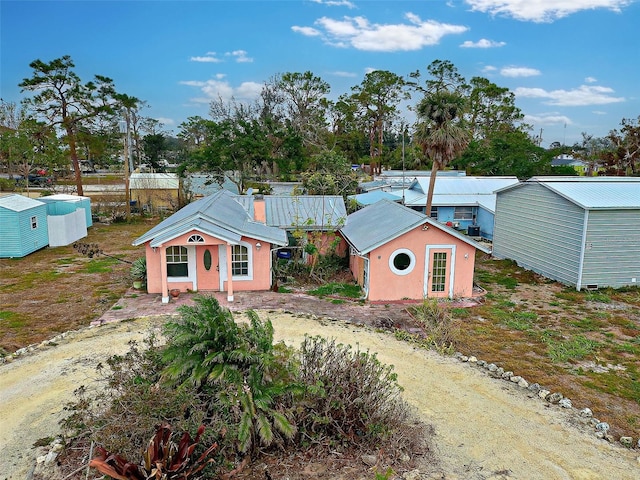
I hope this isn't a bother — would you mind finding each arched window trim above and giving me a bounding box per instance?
[188,234,205,243]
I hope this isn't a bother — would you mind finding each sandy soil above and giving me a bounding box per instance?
[1,313,639,480]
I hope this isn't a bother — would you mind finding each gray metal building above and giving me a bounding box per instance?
[493,177,640,290]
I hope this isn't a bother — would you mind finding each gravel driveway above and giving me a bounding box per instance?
[2,293,640,479]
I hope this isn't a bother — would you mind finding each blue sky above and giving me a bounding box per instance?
[1,0,638,148]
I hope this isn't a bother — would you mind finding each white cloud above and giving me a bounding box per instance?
[592,110,608,115]
[523,113,572,126]
[294,12,468,52]
[460,38,506,48]
[226,50,253,63]
[465,0,631,22]
[154,117,175,126]
[585,76,597,83]
[330,71,358,77]
[310,0,356,7]
[291,25,322,36]
[180,78,262,103]
[190,50,253,64]
[481,65,498,73]
[501,66,541,77]
[190,55,221,63]
[515,84,625,106]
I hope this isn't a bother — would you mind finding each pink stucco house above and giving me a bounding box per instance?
[132,190,287,303]
[339,200,490,302]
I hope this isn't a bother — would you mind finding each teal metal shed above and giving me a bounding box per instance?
[39,194,92,227]
[0,194,49,258]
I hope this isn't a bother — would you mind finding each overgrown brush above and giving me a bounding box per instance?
[410,299,459,350]
[296,336,411,447]
[59,296,429,478]
[61,335,221,465]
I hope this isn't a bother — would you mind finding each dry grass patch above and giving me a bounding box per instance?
[453,254,640,441]
[0,219,154,353]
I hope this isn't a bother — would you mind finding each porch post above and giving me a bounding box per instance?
[226,243,234,302]
[160,245,169,303]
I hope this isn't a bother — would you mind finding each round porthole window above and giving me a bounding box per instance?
[389,248,415,275]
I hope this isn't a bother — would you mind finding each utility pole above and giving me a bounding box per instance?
[401,122,405,206]
[119,121,131,220]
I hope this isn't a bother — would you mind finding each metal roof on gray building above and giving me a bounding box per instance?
[500,177,640,210]
[264,195,347,230]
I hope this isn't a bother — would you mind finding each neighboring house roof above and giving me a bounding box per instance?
[0,194,45,212]
[408,176,520,195]
[396,176,519,213]
[357,180,393,192]
[264,195,347,230]
[340,200,491,255]
[130,173,180,190]
[551,156,586,167]
[187,173,239,196]
[497,177,640,210]
[132,189,287,247]
[348,190,402,206]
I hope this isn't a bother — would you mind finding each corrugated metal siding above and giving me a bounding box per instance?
[581,210,640,288]
[493,183,584,286]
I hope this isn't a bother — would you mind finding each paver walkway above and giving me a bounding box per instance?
[95,288,480,331]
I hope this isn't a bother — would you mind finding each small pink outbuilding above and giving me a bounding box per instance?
[339,200,490,302]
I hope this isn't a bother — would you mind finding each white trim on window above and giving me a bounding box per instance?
[30,215,38,229]
[389,248,416,276]
[166,245,197,286]
[231,241,253,281]
[453,206,474,220]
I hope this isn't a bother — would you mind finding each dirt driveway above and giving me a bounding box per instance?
[2,301,640,480]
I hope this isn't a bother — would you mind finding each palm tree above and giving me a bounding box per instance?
[415,90,470,217]
[162,296,299,454]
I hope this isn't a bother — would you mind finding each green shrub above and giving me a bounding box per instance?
[130,257,147,282]
[296,336,410,446]
[308,282,361,298]
[0,178,16,192]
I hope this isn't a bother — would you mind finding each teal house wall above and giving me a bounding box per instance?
[0,194,49,258]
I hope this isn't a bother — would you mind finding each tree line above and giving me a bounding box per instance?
[1,55,638,200]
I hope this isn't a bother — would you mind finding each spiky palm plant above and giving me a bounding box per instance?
[162,296,299,454]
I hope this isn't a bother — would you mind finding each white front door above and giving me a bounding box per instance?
[425,245,455,298]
